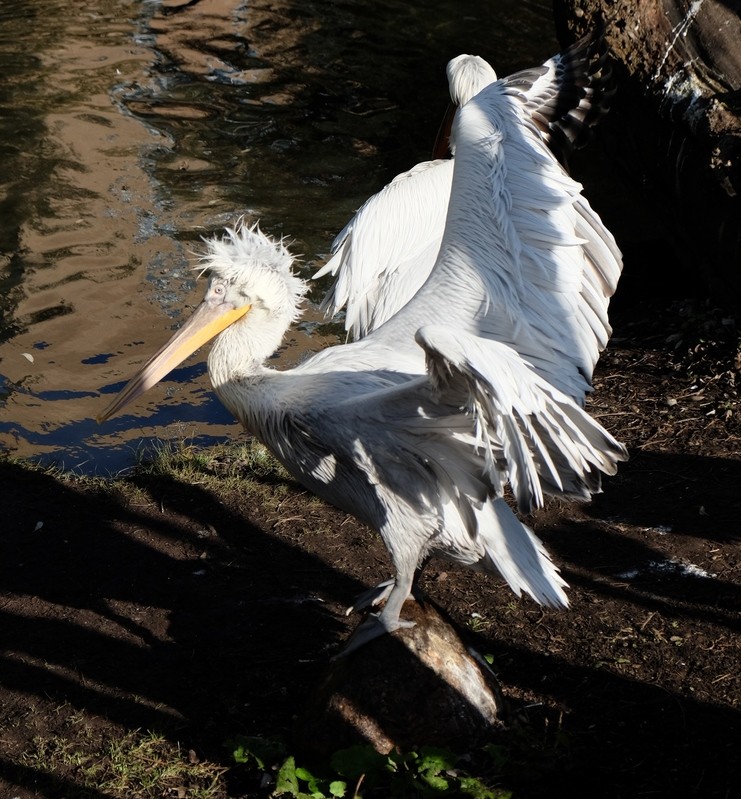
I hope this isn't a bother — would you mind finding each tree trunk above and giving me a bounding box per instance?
[553,0,741,302]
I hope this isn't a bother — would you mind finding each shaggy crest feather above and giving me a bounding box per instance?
[200,220,307,323]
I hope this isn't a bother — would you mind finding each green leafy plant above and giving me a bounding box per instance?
[231,739,510,799]
[232,735,287,771]
[275,756,347,798]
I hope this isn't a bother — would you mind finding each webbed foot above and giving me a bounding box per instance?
[338,611,416,657]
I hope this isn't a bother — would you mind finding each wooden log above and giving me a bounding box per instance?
[553,0,741,301]
[293,596,505,761]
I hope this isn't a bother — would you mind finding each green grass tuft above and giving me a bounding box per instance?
[21,725,226,798]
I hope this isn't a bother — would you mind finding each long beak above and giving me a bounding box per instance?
[97,300,251,423]
[432,101,456,159]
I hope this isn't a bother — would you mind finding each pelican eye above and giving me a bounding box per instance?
[208,281,230,301]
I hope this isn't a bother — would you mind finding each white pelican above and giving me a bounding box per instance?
[316,30,614,340]
[99,31,626,651]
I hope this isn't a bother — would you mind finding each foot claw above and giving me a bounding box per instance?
[345,578,395,616]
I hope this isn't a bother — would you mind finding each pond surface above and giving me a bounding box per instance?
[0,0,556,473]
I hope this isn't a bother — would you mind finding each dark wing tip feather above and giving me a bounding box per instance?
[504,24,616,165]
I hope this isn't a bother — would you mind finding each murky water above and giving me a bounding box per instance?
[0,0,556,473]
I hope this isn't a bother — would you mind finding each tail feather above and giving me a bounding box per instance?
[477,497,569,608]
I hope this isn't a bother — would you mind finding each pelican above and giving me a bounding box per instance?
[99,30,626,651]
[316,30,613,340]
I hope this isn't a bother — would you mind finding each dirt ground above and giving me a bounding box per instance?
[1,290,740,798]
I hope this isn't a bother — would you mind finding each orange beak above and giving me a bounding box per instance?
[97,299,251,422]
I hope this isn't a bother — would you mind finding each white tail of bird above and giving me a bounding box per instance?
[476,497,569,608]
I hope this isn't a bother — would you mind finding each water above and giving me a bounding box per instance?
[0,0,556,473]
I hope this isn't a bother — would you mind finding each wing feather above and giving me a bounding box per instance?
[367,80,620,403]
[415,326,626,514]
[316,29,617,357]
[314,159,453,339]
[503,26,614,164]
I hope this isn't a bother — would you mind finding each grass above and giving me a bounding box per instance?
[12,702,520,799]
[20,719,227,799]
[13,708,521,799]
[135,437,293,494]
[100,732,226,798]
[0,437,295,509]
[2,434,290,486]
[2,438,297,526]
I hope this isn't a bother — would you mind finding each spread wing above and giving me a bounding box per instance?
[313,159,453,340]
[368,79,621,401]
[301,72,626,524]
[315,29,614,342]
[414,326,624,513]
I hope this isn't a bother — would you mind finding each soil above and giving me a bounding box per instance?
[1,294,740,799]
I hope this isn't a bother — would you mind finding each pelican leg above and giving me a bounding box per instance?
[339,568,416,656]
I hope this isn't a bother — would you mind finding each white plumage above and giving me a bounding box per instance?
[100,31,626,650]
[316,29,616,342]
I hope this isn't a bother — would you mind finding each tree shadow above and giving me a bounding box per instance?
[556,449,741,630]
[0,458,368,781]
[2,444,739,798]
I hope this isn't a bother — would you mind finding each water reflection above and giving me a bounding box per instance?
[0,0,555,473]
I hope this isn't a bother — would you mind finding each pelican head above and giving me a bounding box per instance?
[434,54,498,158]
[446,54,498,107]
[98,222,306,422]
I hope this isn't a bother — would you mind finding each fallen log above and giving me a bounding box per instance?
[294,596,505,761]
